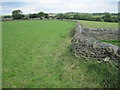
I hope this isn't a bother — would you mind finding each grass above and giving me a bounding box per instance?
[2,20,119,88]
[77,20,118,28]
[101,40,120,46]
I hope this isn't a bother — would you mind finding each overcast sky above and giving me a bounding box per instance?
[1,0,119,15]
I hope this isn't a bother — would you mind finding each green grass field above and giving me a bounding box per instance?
[77,20,118,28]
[101,40,120,46]
[2,20,118,88]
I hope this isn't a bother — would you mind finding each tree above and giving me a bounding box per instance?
[44,13,49,19]
[63,14,70,19]
[56,13,64,20]
[37,12,45,19]
[73,13,92,20]
[112,17,118,22]
[12,9,24,19]
[73,13,80,20]
[29,13,38,19]
[90,17,102,21]
[3,15,12,18]
[103,13,113,22]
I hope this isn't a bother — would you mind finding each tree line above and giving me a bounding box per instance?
[11,10,49,20]
[55,13,118,22]
[3,9,119,22]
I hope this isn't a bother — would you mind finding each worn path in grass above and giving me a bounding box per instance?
[2,20,118,88]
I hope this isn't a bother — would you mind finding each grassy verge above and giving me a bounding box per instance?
[76,20,118,28]
[2,20,119,88]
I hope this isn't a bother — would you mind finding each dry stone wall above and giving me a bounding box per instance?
[71,22,120,62]
[81,27,119,40]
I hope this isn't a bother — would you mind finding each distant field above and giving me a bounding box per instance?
[3,20,118,88]
[77,20,118,28]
